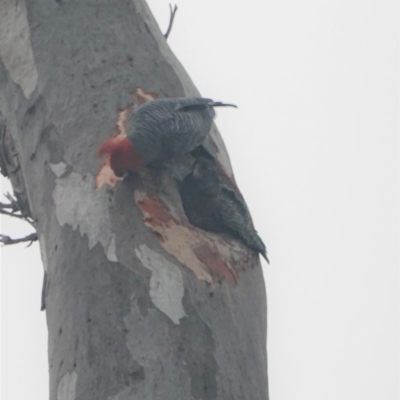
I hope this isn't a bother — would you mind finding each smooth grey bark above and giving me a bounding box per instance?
[0,1,268,399]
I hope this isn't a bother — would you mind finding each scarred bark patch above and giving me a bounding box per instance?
[192,244,237,284]
[134,190,243,285]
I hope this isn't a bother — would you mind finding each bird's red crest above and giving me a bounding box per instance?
[98,136,144,176]
[98,136,123,158]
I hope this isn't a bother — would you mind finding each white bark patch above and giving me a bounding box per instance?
[50,165,117,262]
[57,371,77,400]
[49,162,69,178]
[135,244,187,324]
[106,235,118,262]
[0,0,38,98]
[39,234,48,272]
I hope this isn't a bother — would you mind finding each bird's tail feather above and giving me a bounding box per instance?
[177,101,237,112]
[245,229,269,264]
[210,102,238,108]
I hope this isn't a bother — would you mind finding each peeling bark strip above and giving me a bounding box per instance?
[134,190,240,285]
[135,244,187,324]
[0,1,268,399]
[0,0,38,98]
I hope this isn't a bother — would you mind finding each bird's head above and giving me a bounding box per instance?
[192,158,220,191]
[98,136,144,177]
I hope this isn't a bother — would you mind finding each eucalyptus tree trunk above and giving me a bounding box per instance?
[0,1,268,399]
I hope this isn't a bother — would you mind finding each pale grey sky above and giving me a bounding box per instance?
[1,1,399,399]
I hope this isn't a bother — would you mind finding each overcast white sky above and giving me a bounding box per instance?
[1,0,399,399]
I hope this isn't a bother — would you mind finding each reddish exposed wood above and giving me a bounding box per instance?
[137,195,174,225]
[193,244,237,285]
[134,191,245,285]
[133,88,158,107]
